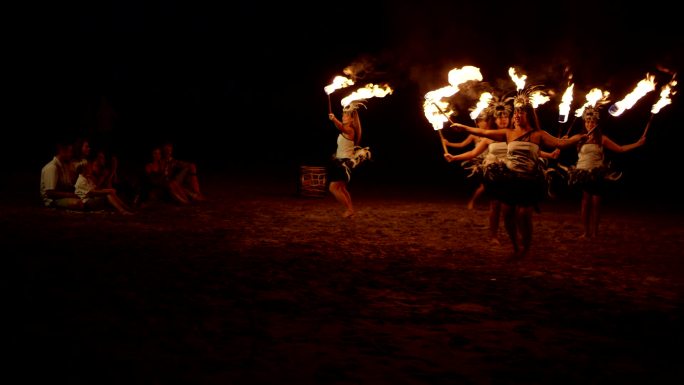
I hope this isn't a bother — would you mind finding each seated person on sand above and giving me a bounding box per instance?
[160,141,206,202]
[137,146,192,205]
[74,159,134,215]
[69,137,92,185]
[93,149,119,189]
[93,148,137,202]
[40,140,83,210]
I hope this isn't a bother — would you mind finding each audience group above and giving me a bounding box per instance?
[40,138,205,215]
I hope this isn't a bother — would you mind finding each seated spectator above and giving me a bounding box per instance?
[160,141,206,202]
[70,137,92,185]
[40,140,83,209]
[93,149,118,188]
[74,159,133,215]
[135,146,189,206]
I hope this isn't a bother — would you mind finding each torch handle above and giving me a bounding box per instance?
[532,108,542,133]
[642,113,654,137]
[563,116,578,138]
[429,102,451,153]
[327,94,332,115]
[438,129,448,153]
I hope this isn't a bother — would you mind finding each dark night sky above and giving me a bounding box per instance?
[9,1,684,201]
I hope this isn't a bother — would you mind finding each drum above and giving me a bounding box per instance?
[299,165,327,198]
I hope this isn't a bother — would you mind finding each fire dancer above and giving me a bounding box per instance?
[443,111,492,210]
[446,96,559,246]
[327,101,370,218]
[564,106,646,239]
[451,88,584,259]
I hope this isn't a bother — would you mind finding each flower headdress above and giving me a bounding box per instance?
[581,96,611,121]
[513,84,545,109]
[486,94,514,118]
[343,100,367,114]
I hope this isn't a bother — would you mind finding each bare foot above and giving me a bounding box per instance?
[188,191,207,202]
[342,210,355,218]
[170,190,190,205]
[489,237,501,246]
[507,251,525,262]
[467,201,475,210]
[507,246,531,262]
[519,247,531,259]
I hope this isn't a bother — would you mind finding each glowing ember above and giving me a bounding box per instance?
[469,92,493,120]
[324,76,355,95]
[608,73,656,116]
[651,79,677,114]
[340,83,393,107]
[558,84,574,123]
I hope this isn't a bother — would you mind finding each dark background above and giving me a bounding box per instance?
[8,1,683,205]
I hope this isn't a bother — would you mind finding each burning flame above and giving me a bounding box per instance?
[448,66,483,87]
[574,88,610,117]
[423,66,483,130]
[469,92,493,120]
[608,73,656,116]
[423,86,458,130]
[558,84,574,123]
[324,76,355,95]
[340,83,393,107]
[508,67,527,90]
[651,79,677,114]
[529,91,550,109]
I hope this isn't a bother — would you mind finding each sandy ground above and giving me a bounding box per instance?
[4,171,684,384]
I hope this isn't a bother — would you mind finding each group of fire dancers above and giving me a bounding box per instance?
[325,67,673,259]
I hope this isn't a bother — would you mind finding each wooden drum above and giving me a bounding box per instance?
[299,165,327,198]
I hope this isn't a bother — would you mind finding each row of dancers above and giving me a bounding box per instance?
[327,90,646,259]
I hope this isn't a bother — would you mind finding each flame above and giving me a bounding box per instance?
[558,83,574,123]
[469,92,493,120]
[423,85,458,130]
[608,73,656,117]
[324,76,355,95]
[448,66,483,87]
[340,83,393,107]
[529,91,550,109]
[651,79,677,114]
[508,67,527,90]
[423,66,483,130]
[574,88,610,117]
